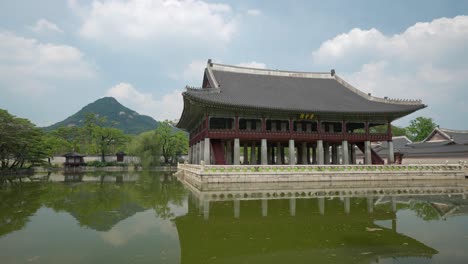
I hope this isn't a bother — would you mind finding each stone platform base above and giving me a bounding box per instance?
[177,164,465,186]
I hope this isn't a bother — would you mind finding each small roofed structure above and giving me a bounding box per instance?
[64,152,85,167]
[116,151,126,162]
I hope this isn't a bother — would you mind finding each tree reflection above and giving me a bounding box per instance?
[0,172,187,236]
[0,183,44,237]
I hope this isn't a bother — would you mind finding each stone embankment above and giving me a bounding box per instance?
[177,163,466,185]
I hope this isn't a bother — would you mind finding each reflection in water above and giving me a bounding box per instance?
[0,172,467,264]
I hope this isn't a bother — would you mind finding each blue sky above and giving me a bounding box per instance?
[1,0,468,129]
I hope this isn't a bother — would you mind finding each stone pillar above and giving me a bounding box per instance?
[250,142,257,165]
[301,142,308,165]
[391,197,397,212]
[233,138,240,165]
[337,146,342,164]
[289,139,295,165]
[199,139,205,164]
[318,197,325,215]
[324,143,330,164]
[276,142,282,165]
[290,198,296,216]
[317,140,324,165]
[204,138,210,165]
[262,200,268,217]
[364,140,372,165]
[344,197,350,214]
[203,200,210,220]
[243,143,248,164]
[367,196,374,213]
[387,140,394,164]
[342,140,349,165]
[234,200,240,219]
[331,145,338,164]
[261,139,268,165]
[226,140,232,165]
[312,144,317,164]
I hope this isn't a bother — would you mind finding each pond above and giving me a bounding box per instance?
[0,171,467,264]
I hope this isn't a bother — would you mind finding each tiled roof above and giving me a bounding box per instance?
[184,62,426,115]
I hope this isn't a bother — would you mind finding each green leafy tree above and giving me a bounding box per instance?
[130,121,188,167]
[0,109,48,170]
[128,131,162,167]
[155,121,188,164]
[406,117,437,142]
[369,124,407,137]
[41,134,71,165]
[50,126,84,153]
[84,113,128,162]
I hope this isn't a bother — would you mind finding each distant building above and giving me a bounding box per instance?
[177,60,425,165]
[373,128,468,163]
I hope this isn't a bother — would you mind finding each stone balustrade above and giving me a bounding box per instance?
[177,163,466,183]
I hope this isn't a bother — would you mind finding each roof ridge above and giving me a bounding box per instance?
[392,135,413,143]
[334,75,424,106]
[439,128,468,133]
[209,61,333,79]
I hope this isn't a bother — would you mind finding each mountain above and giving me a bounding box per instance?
[43,97,159,134]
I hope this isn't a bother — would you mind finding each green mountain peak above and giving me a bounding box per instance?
[43,97,159,134]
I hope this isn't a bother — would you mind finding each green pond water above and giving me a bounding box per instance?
[0,172,467,264]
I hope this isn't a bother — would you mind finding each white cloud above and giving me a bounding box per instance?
[106,83,183,122]
[29,19,63,34]
[0,31,95,95]
[312,16,468,127]
[236,61,266,69]
[247,9,261,16]
[72,0,237,47]
[181,60,207,83]
[313,16,468,65]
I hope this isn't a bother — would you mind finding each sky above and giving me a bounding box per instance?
[1,0,468,129]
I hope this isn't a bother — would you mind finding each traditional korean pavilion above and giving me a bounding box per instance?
[176,60,425,165]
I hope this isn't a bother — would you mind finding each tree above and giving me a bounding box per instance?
[155,121,188,164]
[41,134,71,165]
[50,126,84,153]
[0,109,48,170]
[128,131,162,168]
[129,121,189,167]
[406,117,437,142]
[84,113,128,162]
[369,124,407,137]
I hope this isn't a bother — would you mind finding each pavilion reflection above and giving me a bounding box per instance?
[174,177,467,264]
